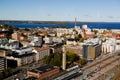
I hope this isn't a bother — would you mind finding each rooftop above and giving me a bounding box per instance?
[0,48,8,51]
[33,46,50,51]
[10,52,35,58]
[49,43,63,47]
[15,47,32,50]
[30,65,57,74]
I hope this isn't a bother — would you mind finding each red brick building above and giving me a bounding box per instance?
[27,65,60,80]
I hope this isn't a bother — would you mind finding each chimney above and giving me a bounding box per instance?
[62,45,66,70]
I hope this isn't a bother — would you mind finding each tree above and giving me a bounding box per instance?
[73,29,78,34]
[80,38,84,42]
[78,34,82,39]
[2,69,8,77]
[61,34,67,38]
[2,24,19,31]
[7,67,12,75]
[66,50,79,65]
[43,55,51,64]
[0,68,12,79]
[54,53,62,67]
[102,30,107,34]
[75,34,83,41]
[0,72,3,80]
[24,28,30,31]
[79,58,87,65]
[43,53,62,67]
[50,58,54,65]
[93,30,98,35]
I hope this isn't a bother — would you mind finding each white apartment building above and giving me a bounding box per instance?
[102,38,116,54]
[6,47,35,66]
[52,37,63,43]
[6,52,35,66]
[56,28,73,37]
[30,36,43,47]
[0,38,20,49]
[44,36,53,44]
[84,38,101,45]
[32,47,50,61]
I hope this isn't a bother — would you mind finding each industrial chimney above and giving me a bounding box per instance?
[62,45,66,70]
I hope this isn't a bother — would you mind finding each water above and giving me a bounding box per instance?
[1,22,120,29]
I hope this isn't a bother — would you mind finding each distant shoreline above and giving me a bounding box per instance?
[0,20,120,24]
[0,20,120,29]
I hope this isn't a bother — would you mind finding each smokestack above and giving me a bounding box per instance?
[62,45,66,70]
[75,18,77,27]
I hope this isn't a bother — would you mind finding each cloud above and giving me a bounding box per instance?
[84,15,92,17]
[107,16,114,19]
[116,16,120,18]
[47,14,51,16]
[107,16,120,19]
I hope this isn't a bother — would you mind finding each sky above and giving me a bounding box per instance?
[0,0,120,22]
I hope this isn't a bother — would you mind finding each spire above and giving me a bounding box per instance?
[75,18,77,27]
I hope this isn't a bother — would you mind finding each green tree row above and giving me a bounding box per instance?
[43,53,62,67]
[43,50,87,68]
[66,51,79,65]
[43,50,86,68]
[0,24,19,31]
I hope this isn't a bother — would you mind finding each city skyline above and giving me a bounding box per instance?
[0,0,120,22]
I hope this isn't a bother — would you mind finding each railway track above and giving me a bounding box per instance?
[83,54,113,70]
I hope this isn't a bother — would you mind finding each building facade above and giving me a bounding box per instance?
[30,36,43,47]
[6,52,36,67]
[82,44,101,60]
[0,57,7,72]
[33,47,50,61]
[56,28,73,37]
[6,47,35,67]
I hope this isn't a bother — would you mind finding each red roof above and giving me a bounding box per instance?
[34,47,50,51]
[85,34,94,38]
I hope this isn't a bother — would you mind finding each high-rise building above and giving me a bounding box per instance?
[82,45,88,59]
[82,43,101,60]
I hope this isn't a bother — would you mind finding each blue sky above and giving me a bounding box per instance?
[0,0,120,22]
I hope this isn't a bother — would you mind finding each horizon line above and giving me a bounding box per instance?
[0,19,120,23]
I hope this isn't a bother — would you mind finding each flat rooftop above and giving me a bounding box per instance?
[0,48,8,51]
[30,65,56,74]
[11,52,35,58]
[15,47,32,50]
